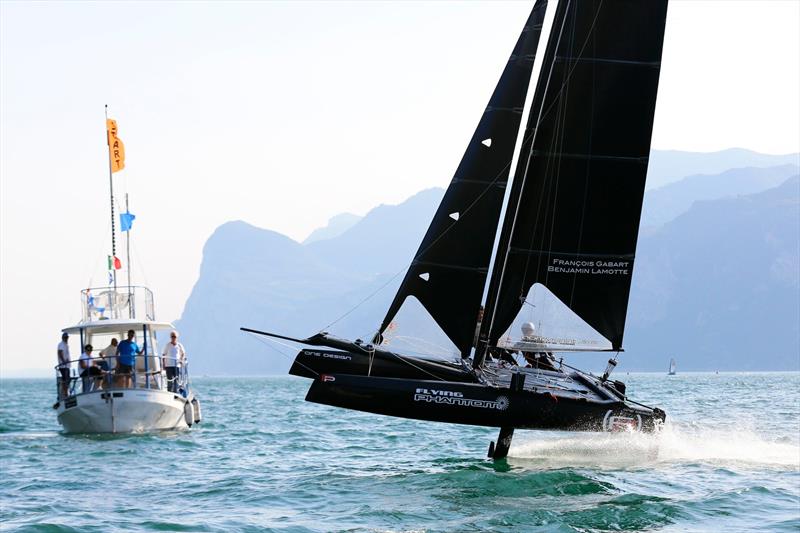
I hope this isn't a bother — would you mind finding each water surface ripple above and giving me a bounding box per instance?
[1,373,798,532]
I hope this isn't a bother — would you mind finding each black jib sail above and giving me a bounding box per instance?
[376,0,549,357]
[480,0,669,358]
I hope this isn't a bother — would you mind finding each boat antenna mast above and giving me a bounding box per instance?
[105,105,118,317]
[125,192,134,318]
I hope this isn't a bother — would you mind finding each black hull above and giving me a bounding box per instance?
[289,347,474,382]
[284,338,664,433]
[306,373,662,432]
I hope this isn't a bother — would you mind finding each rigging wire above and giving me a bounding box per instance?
[318,130,532,335]
[381,336,460,362]
[244,331,320,378]
[242,330,451,382]
[484,0,573,348]
[384,350,449,382]
[310,1,611,357]
[320,11,556,337]
[541,10,574,290]
[488,0,608,347]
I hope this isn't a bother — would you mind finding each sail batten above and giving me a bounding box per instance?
[528,150,649,163]
[411,261,489,274]
[377,0,550,357]
[553,56,662,67]
[508,248,635,259]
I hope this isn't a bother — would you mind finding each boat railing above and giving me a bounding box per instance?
[55,355,190,401]
[80,286,155,322]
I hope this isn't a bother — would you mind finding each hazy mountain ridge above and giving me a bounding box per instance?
[302,213,362,245]
[626,175,799,370]
[306,188,443,277]
[646,148,799,190]
[176,153,800,374]
[641,164,799,228]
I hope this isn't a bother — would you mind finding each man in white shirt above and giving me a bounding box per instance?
[79,344,101,393]
[57,332,70,398]
[98,338,118,389]
[100,339,118,370]
[162,330,186,393]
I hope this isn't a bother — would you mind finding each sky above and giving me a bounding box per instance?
[1,0,799,376]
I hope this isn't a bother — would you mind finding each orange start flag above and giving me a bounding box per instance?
[106,118,126,173]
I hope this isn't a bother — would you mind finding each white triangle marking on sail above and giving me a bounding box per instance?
[419,272,430,281]
[449,212,460,221]
[481,138,492,147]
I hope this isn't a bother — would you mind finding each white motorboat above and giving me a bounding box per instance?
[53,113,200,434]
[54,287,201,434]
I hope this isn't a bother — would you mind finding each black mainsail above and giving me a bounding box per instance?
[377,0,549,357]
[479,0,669,360]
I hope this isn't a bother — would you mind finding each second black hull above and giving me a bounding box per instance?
[306,373,661,432]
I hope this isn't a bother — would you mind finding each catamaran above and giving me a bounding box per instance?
[245,0,669,458]
[53,113,201,434]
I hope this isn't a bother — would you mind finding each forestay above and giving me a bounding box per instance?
[377,0,550,357]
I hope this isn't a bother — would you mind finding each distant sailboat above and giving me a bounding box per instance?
[245,0,669,459]
[668,358,677,376]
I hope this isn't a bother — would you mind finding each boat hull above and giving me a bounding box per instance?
[55,388,190,434]
[306,373,663,432]
[289,347,472,382]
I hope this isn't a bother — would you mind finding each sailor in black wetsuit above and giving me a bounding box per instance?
[523,351,558,372]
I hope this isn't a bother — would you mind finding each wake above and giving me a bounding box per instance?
[509,422,800,469]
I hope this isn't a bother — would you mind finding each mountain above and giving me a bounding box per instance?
[641,164,799,228]
[174,190,443,375]
[625,176,799,371]
[176,153,800,374]
[302,213,362,245]
[646,148,799,190]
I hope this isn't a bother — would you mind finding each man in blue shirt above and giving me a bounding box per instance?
[115,329,142,388]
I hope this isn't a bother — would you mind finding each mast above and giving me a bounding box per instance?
[476,0,571,368]
[477,0,669,367]
[125,193,133,318]
[105,105,118,315]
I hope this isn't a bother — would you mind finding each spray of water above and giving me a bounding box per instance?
[509,421,800,470]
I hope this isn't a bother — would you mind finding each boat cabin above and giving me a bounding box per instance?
[55,286,187,399]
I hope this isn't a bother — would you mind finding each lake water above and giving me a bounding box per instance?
[1,373,798,532]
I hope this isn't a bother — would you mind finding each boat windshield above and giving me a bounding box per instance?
[81,286,154,322]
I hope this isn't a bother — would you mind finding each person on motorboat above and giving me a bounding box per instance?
[162,330,186,393]
[100,338,118,369]
[99,338,118,387]
[57,332,71,398]
[79,345,103,392]
[115,330,142,388]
